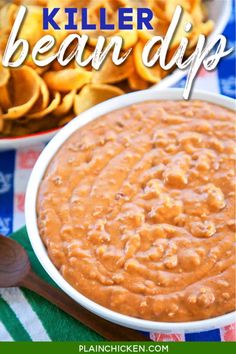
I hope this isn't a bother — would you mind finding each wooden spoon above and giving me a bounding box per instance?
[0,234,149,341]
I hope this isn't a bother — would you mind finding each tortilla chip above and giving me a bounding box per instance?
[27,75,50,115]
[2,66,41,119]
[27,91,61,118]
[138,18,169,42]
[53,90,76,117]
[58,113,75,127]
[165,0,191,21]
[0,3,18,33]
[134,42,162,83]
[74,84,124,115]
[128,70,150,90]
[92,53,134,84]
[43,68,92,92]
[18,5,46,47]
[188,20,214,50]
[110,29,138,50]
[0,63,11,111]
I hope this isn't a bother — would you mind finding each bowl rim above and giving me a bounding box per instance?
[25,88,236,333]
[1,0,232,149]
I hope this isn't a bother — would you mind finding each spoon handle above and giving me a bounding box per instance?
[20,270,148,341]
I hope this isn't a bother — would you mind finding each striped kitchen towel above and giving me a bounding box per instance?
[0,227,235,342]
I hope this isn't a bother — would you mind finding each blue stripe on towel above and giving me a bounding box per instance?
[217,0,236,98]
[185,328,221,342]
[0,150,16,235]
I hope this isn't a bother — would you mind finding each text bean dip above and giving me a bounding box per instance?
[37,100,235,322]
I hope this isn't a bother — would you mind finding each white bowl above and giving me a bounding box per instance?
[25,88,236,333]
[0,0,232,151]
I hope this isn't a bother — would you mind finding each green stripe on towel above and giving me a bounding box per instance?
[0,297,32,342]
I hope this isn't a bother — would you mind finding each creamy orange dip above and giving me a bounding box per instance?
[37,100,235,322]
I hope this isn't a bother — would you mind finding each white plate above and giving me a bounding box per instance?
[25,88,236,333]
[0,0,232,151]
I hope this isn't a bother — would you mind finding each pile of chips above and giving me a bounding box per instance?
[0,0,214,137]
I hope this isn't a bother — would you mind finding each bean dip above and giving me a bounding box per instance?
[37,100,235,321]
